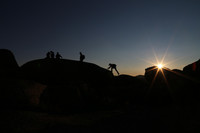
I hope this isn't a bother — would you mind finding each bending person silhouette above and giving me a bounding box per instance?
[79,52,85,62]
[108,63,119,75]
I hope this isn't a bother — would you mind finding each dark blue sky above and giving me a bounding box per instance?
[1,0,200,75]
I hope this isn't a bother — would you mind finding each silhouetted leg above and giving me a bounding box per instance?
[111,68,113,73]
[114,68,119,75]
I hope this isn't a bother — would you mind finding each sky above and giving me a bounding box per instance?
[1,0,200,76]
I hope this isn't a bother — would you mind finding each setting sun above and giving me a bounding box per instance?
[157,64,163,69]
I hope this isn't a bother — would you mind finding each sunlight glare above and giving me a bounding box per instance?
[157,64,163,69]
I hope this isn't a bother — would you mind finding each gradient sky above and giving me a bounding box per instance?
[1,0,200,76]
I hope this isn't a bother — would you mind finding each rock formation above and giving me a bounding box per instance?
[183,59,200,78]
[0,49,19,77]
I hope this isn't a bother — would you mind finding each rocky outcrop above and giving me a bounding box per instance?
[21,59,114,112]
[21,59,113,85]
[145,65,200,106]
[0,79,46,109]
[183,59,200,77]
[0,49,19,77]
[110,75,147,107]
[0,49,46,109]
[2,49,200,112]
[19,80,46,106]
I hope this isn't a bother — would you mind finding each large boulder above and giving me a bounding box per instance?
[183,59,200,78]
[18,80,46,106]
[144,66,174,105]
[110,75,147,108]
[0,49,47,109]
[0,78,46,109]
[21,59,113,86]
[21,59,114,112]
[145,66,200,106]
[0,49,19,77]
[145,66,168,85]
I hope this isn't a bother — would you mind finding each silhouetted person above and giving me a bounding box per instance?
[46,52,50,59]
[50,51,55,59]
[56,52,62,59]
[80,52,85,62]
[108,63,119,75]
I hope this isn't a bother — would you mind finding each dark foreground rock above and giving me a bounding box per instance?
[145,66,200,107]
[1,49,200,133]
[21,59,114,112]
[183,59,200,78]
[0,49,46,109]
[0,49,19,77]
[21,59,113,85]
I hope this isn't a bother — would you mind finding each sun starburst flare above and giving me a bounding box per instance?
[141,46,200,103]
[157,64,163,69]
[142,47,196,89]
[144,48,170,89]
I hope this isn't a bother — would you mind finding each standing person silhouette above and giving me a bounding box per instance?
[108,63,119,75]
[50,51,55,59]
[56,52,62,59]
[79,52,85,62]
[46,52,50,59]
